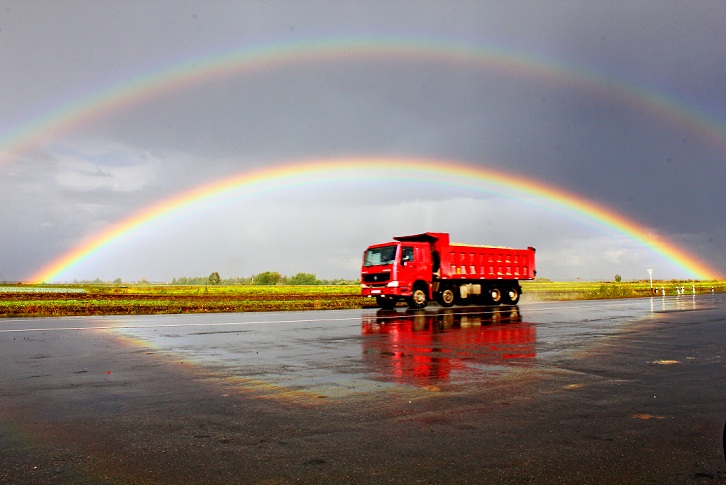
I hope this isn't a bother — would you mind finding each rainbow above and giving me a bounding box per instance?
[2,37,726,164]
[29,157,720,283]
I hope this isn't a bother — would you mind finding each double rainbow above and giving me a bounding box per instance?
[1,37,722,281]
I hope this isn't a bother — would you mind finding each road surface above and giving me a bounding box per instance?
[1,295,725,483]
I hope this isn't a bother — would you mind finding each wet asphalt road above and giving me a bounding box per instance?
[1,294,725,484]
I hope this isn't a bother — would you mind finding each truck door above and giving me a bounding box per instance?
[398,245,430,288]
[397,245,416,289]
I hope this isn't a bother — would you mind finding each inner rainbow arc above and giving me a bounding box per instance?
[28,157,720,283]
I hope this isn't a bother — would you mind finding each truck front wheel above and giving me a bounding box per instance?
[436,286,456,307]
[407,285,429,309]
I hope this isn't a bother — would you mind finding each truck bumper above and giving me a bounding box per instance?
[361,286,411,298]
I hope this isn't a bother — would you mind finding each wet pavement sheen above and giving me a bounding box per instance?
[1,294,725,483]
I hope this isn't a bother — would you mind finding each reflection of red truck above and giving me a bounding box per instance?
[361,307,535,386]
[361,232,536,309]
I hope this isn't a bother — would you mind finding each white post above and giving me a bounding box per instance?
[647,269,653,290]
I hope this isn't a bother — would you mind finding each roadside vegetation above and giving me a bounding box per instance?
[520,279,723,301]
[0,283,372,318]
[0,276,723,318]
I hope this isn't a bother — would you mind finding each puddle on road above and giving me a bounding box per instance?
[107,307,537,401]
[105,295,721,402]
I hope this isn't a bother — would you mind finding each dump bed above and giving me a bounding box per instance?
[441,243,535,280]
[393,232,535,281]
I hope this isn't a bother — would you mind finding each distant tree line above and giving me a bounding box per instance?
[170,271,358,286]
[62,272,358,286]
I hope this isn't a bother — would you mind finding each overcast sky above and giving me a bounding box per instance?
[1,1,725,283]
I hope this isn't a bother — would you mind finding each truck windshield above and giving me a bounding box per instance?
[363,245,397,267]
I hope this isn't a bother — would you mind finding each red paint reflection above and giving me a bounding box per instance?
[362,307,535,386]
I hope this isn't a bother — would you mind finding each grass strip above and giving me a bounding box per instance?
[0,281,723,317]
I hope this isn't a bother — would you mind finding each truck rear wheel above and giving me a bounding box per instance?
[489,287,502,304]
[436,286,456,307]
[407,284,429,309]
[504,286,520,304]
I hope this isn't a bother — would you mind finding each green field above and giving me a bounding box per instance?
[0,284,373,318]
[521,280,724,301]
[1,280,723,318]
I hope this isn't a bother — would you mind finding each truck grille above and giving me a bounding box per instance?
[363,273,390,284]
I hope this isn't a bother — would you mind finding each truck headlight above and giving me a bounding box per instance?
[387,281,399,288]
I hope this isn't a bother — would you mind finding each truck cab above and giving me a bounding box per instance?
[361,241,432,309]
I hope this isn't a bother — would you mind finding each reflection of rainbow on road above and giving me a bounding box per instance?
[94,314,417,404]
[29,157,720,283]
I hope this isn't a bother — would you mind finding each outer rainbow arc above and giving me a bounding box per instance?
[2,37,726,166]
[29,157,720,283]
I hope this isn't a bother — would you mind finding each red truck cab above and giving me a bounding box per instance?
[361,232,535,309]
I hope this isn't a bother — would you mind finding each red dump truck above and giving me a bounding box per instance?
[361,232,536,309]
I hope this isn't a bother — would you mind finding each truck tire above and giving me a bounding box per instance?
[436,286,456,307]
[489,286,502,304]
[407,284,429,309]
[504,286,520,305]
[376,296,396,309]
